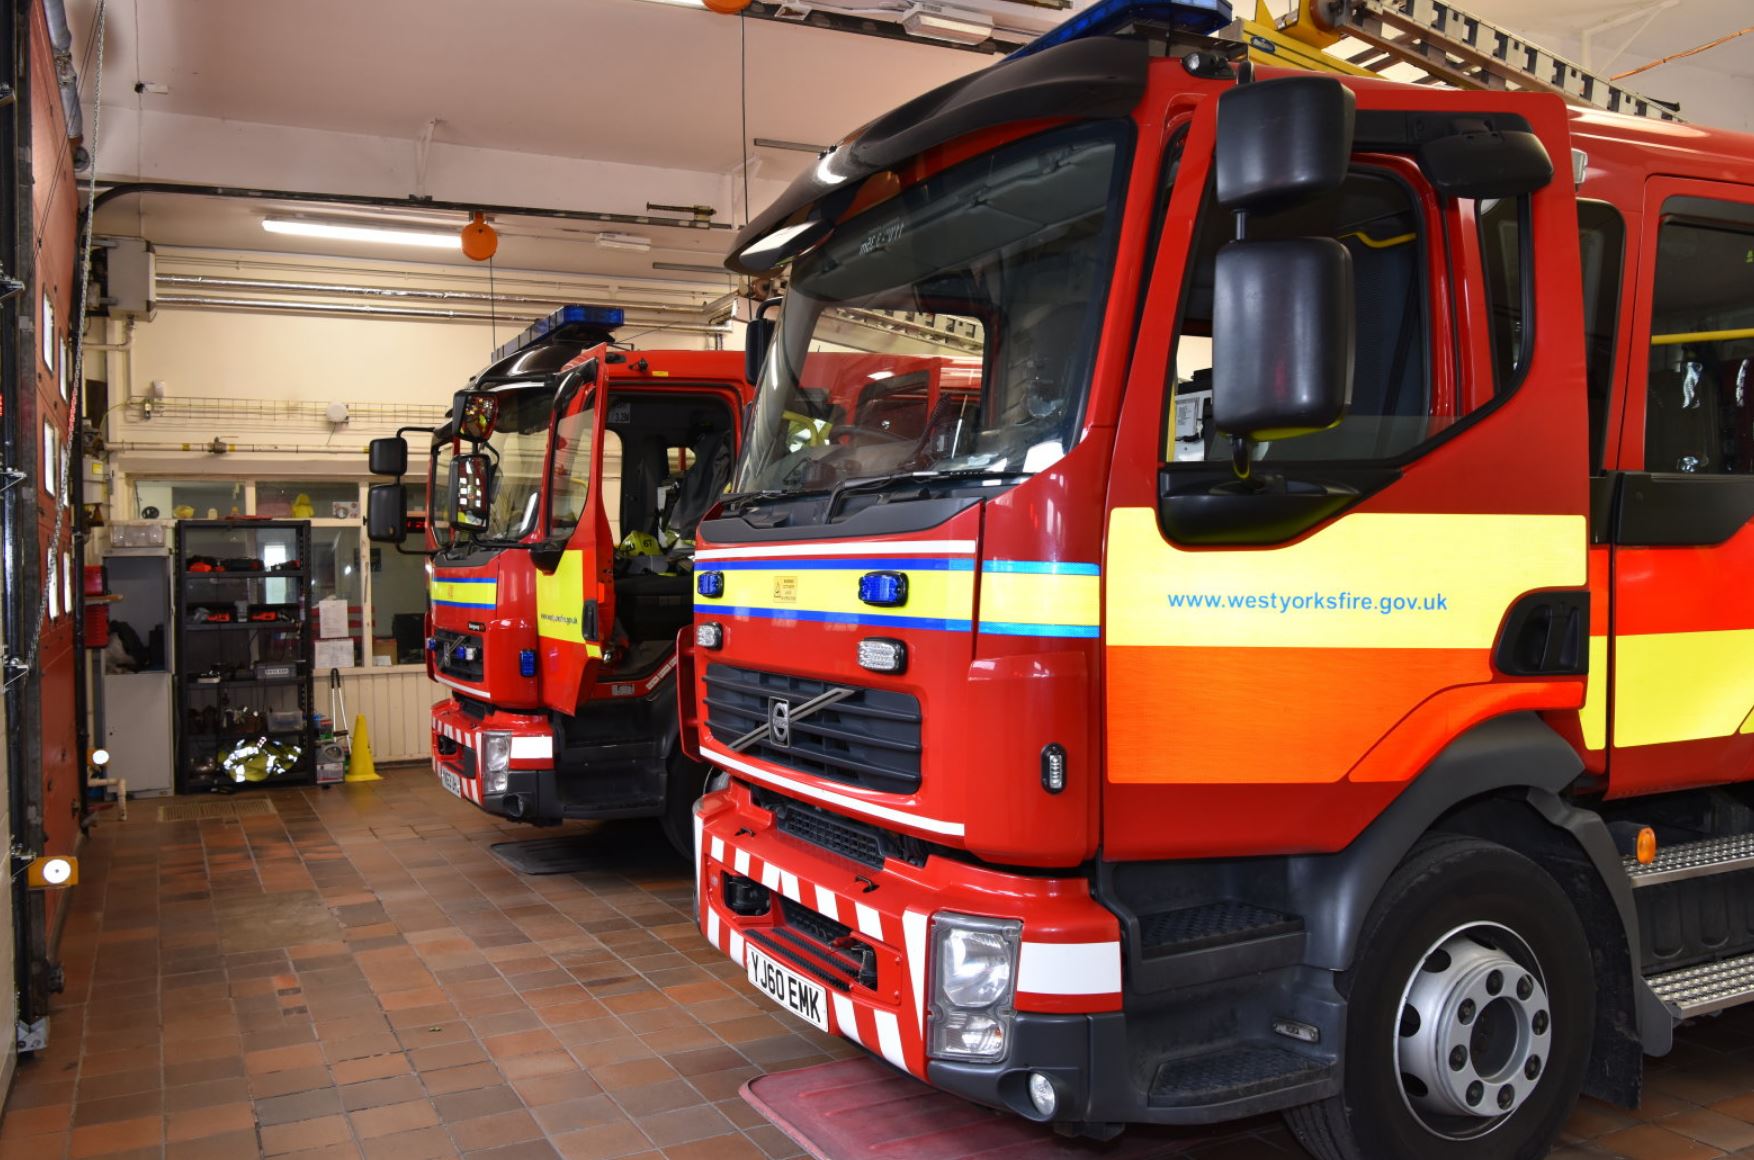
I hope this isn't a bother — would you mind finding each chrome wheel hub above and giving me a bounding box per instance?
[1395,923,1551,1138]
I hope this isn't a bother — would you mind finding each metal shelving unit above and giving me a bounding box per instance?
[172,520,315,792]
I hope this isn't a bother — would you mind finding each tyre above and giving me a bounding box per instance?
[1286,836,1595,1160]
[659,745,711,858]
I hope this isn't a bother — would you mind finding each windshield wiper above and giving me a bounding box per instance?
[826,468,1029,520]
[721,486,829,514]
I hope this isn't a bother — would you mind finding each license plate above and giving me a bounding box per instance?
[438,767,463,798]
[746,945,829,1031]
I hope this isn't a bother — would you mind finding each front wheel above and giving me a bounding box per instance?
[659,746,711,858]
[1286,836,1595,1160]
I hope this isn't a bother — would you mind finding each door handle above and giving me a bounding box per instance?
[1495,591,1588,676]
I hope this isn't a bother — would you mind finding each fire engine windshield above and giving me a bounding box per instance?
[732,122,1127,510]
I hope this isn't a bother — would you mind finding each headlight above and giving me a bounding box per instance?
[481,732,512,794]
[929,913,1021,1062]
[940,925,1015,1007]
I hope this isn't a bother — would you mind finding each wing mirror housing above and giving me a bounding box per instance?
[368,435,408,477]
[1210,74,1357,472]
[1419,127,1553,199]
[1215,76,1355,214]
[455,390,500,443]
[1212,238,1355,446]
[744,296,784,387]
[366,483,408,544]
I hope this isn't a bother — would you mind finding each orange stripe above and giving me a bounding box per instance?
[1106,647,1491,784]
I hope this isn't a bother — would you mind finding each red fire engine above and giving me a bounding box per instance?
[686,1,1754,1155]
[367,306,752,851]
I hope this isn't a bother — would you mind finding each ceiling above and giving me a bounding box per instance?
[69,0,998,174]
[63,0,1754,291]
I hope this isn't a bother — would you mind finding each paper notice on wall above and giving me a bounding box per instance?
[314,639,354,672]
[317,596,349,639]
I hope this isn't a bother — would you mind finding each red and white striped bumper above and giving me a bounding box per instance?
[694,781,1123,1080]
[430,699,555,810]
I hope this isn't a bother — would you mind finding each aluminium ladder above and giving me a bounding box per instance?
[1243,0,1681,121]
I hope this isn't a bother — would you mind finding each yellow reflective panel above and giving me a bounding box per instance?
[1615,629,1754,748]
[536,550,589,643]
[1105,508,1586,651]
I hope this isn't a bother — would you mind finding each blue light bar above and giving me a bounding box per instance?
[491,304,626,364]
[519,649,538,678]
[1006,0,1233,61]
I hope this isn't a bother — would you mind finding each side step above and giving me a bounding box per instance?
[1148,1042,1334,1118]
[1647,952,1754,1018]
[1624,835,1754,887]
[1132,902,1305,991]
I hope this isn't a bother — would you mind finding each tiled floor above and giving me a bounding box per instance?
[1,766,1753,1160]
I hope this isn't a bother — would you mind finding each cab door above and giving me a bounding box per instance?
[534,353,616,714]
[1606,180,1754,795]
[1101,87,1592,860]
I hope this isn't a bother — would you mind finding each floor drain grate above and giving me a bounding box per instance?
[157,797,279,822]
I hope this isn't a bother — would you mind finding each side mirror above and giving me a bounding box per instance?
[1215,76,1355,213]
[1419,129,1553,199]
[366,483,408,544]
[368,435,408,477]
[449,451,495,531]
[1212,238,1354,443]
[455,390,500,443]
[744,296,783,386]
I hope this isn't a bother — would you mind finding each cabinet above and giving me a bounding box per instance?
[173,520,314,791]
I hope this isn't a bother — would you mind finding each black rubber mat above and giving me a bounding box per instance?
[488,824,687,875]
[488,836,613,875]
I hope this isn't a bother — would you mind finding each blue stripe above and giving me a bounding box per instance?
[980,621,1101,638]
[706,557,974,572]
[698,604,973,632]
[982,560,1100,576]
[433,598,496,610]
[432,576,497,584]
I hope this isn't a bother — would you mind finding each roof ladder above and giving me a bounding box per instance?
[1251,0,1682,121]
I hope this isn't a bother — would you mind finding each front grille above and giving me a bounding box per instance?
[758,788,928,869]
[745,896,879,991]
[704,664,921,794]
[434,629,484,683]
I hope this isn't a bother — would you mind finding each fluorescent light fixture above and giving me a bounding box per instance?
[652,261,729,275]
[753,138,832,154]
[867,370,895,380]
[262,217,460,250]
[597,232,653,252]
[902,9,994,44]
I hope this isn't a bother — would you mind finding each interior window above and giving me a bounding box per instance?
[1168,169,1433,463]
[1577,202,1627,471]
[549,400,596,540]
[1478,198,1530,392]
[1644,207,1754,474]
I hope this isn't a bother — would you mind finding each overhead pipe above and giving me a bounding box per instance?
[41,0,84,147]
[155,274,712,315]
[154,293,734,334]
[93,180,734,232]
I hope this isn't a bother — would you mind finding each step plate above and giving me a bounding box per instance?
[1148,1043,1326,1109]
[1624,834,1754,888]
[1138,902,1303,956]
[1647,952,1754,1017]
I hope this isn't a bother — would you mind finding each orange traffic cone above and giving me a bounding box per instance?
[345,715,381,782]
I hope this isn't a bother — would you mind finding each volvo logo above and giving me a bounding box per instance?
[768,698,792,748]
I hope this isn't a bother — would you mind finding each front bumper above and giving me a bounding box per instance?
[431,700,559,823]
[694,780,1123,1116]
